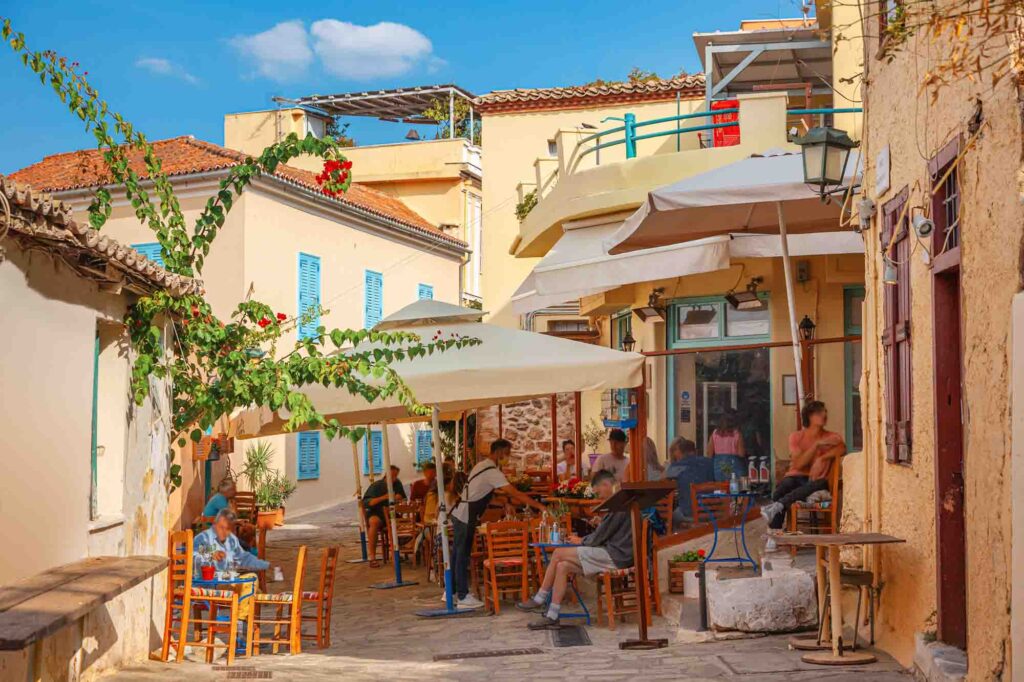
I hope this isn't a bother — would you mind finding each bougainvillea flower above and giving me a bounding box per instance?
[257,317,271,328]
[276,312,287,322]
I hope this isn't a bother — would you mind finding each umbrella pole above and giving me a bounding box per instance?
[347,438,369,564]
[372,423,417,589]
[416,407,465,617]
[776,201,806,405]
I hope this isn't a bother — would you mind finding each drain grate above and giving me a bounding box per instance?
[551,625,592,648]
[433,647,544,661]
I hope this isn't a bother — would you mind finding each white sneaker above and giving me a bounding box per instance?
[759,502,782,525]
[457,594,485,610]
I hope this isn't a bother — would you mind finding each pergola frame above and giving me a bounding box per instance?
[275,85,477,140]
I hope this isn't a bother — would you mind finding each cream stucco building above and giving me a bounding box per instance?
[0,176,190,680]
[10,136,468,517]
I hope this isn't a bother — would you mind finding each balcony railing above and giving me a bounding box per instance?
[567,106,862,172]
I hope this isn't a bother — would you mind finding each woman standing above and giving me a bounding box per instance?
[706,411,745,482]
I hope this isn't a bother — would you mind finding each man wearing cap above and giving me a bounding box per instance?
[590,428,631,483]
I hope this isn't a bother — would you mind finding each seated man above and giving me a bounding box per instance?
[362,465,406,567]
[761,400,846,531]
[193,509,270,621]
[591,428,630,483]
[664,437,710,524]
[202,478,236,518]
[409,461,438,503]
[515,470,632,629]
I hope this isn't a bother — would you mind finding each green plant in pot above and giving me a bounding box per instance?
[241,441,274,492]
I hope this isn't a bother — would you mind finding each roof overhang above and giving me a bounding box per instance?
[280,85,477,123]
[694,25,832,99]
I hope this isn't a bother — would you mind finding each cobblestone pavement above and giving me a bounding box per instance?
[110,503,909,681]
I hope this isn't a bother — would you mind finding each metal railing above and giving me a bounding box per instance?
[567,106,862,172]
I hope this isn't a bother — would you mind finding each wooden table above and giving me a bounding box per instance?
[775,532,905,666]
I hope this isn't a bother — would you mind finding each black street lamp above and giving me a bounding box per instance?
[799,315,817,341]
[620,330,637,353]
[794,126,858,199]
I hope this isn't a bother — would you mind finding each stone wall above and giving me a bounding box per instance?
[475,394,576,469]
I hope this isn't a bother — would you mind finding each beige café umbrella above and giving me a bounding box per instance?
[233,299,644,610]
[604,151,862,404]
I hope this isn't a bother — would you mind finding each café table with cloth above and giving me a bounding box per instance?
[193,527,270,621]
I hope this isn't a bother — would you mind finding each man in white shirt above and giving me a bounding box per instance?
[590,428,630,483]
[556,439,576,480]
[450,439,547,609]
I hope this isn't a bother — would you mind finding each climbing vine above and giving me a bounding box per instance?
[2,19,478,484]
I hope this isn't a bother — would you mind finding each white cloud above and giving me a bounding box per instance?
[135,57,199,85]
[310,20,436,80]
[229,20,313,82]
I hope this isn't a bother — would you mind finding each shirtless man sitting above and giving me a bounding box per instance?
[761,400,846,531]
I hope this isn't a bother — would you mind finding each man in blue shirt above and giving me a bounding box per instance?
[194,509,270,621]
[202,479,237,518]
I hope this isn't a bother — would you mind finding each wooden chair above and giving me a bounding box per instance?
[247,546,307,656]
[482,521,529,614]
[655,490,675,535]
[788,458,842,547]
[525,469,554,497]
[301,547,339,649]
[386,503,422,565]
[469,530,488,597]
[595,519,653,630]
[234,492,256,521]
[160,530,240,665]
[691,482,730,524]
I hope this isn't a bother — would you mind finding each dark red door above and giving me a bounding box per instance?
[933,265,967,650]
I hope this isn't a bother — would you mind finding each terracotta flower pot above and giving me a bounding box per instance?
[275,507,285,526]
[256,510,278,531]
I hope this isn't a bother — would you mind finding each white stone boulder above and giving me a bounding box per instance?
[706,566,817,633]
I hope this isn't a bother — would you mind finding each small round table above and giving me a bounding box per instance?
[529,543,591,625]
[696,491,758,571]
[193,573,259,654]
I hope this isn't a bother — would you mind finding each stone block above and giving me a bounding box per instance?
[913,632,967,682]
[706,566,817,633]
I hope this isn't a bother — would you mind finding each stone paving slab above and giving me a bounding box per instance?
[107,502,910,682]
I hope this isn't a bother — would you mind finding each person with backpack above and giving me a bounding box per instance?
[449,438,548,609]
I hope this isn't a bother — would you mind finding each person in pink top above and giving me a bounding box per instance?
[761,400,846,530]
[705,411,745,482]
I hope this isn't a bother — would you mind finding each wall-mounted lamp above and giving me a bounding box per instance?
[620,330,637,353]
[633,287,666,322]
[794,126,859,200]
[882,259,898,285]
[799,315,817,341]
[725,277,767,311]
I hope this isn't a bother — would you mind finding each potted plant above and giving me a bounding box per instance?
[582,419,605,471]
[241,441,274,492]
[668,549,705,594]
[255,476,283,531]
[272,472,297,526]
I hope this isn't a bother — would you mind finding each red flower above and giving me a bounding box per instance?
[276,312,287,322]
[697,549,706,558]
[257,317,271,328]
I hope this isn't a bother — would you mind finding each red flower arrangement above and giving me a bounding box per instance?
[315,158,353,197]
[553,476,595,499]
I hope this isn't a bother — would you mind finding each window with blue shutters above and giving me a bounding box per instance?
[364,270,383,329]
[297,432,320,480]
[416,430,433,465]
[297,253,321,340]
[362,430,384,475]
[132,242,164,266]
[418,284,434,300]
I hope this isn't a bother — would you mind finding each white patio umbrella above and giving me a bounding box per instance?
[604,151,861,404]
[233,299,644,613]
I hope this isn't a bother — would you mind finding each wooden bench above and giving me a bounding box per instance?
[0,555,166,650]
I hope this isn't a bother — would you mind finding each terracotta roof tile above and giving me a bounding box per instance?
[0,175,201,296]
[474,75,705,113]
[9,136,465,248]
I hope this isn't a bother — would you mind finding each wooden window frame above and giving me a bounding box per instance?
[929,136,962,274]
[881,186,912,464]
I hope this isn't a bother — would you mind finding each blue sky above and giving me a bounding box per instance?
[0,0,804,175]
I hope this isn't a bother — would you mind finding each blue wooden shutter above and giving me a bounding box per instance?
[363,430,384,474]
[297,432,320,480]
[418,284,434,300]
[364,270,383,329]
[416,430,433,465]
[132,242,164,266]
[297,253,321,340]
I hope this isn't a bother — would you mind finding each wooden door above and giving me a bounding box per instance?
[933,265,966,650]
